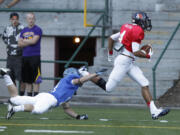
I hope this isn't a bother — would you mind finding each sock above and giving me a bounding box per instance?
[150,101,158,114]
[34,92,39,96]
[147,101,150,107]
[27,92,33,96]
[13,105,24,112]
[19,91,25,96]
[3,75,13,86]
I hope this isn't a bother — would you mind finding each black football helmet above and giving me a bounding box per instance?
[132,11,152,31]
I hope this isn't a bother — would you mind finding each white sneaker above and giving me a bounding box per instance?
[151,108,170,120]
[6,99,15,120]
[7,99,13,112]
[6,107,15,120]
[0,68,10,76]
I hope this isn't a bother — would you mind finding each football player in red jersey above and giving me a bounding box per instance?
[79,11,169,120]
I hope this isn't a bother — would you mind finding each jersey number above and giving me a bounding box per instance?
[119,30,126,43]
[114,31,126,52]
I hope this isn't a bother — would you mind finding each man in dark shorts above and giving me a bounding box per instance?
[18,13,42,96]
[2,12,25,93]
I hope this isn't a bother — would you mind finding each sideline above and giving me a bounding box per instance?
[0,123,180,130]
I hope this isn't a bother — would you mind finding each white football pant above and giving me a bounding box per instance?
[10,93,57,114]
[106,55,149,92]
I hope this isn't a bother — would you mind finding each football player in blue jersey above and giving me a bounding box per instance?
[0,67,106,120]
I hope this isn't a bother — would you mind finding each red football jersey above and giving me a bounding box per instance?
[119,24,144,52]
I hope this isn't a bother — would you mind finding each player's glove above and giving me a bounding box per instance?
[96,68,108,76]
[76,114,88,120]
[108,50,113,62]
[78,66,89,76]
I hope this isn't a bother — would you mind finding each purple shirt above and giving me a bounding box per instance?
[20,25,42,56]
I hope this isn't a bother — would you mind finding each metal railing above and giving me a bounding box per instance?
[64,0,109,68]
[0,59,88,80]
[152,21,180,100]
[64,14,104,68]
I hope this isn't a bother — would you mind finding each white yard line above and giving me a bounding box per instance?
[0,116,23,119]
[0,129,5,132]
[24,129,94,134]
[40,117,49,120]
[0,126,7,129]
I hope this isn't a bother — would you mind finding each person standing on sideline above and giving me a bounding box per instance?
[2,12,25,95]
[18,13,42,96]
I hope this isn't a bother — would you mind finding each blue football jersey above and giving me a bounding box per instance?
[49,74,80,106]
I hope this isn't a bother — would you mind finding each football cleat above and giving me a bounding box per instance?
[6,100,15,120]
[152,108,170,120]
[6,107,15,120]
[7,99,13,112]
[0,68,10,76]
[76,114,88,120]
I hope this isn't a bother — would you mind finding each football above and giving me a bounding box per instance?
[140,44,152,54]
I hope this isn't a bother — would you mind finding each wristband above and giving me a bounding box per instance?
[109,50,113,55]
[146,54,150,59]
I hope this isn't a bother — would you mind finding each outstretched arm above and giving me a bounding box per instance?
[62,102,88,120]
[72,73,98,85]
[72,68,107,85]
[62,102,78,118]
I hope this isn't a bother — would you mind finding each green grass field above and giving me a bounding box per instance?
[0,104,180,135]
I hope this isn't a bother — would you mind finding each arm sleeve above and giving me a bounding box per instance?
[132,42,140,52]
[110,32,120,41]
[34,27,42,36]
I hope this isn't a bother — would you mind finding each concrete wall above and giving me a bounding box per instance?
[0,0,164,37]
[0,0,105,36]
